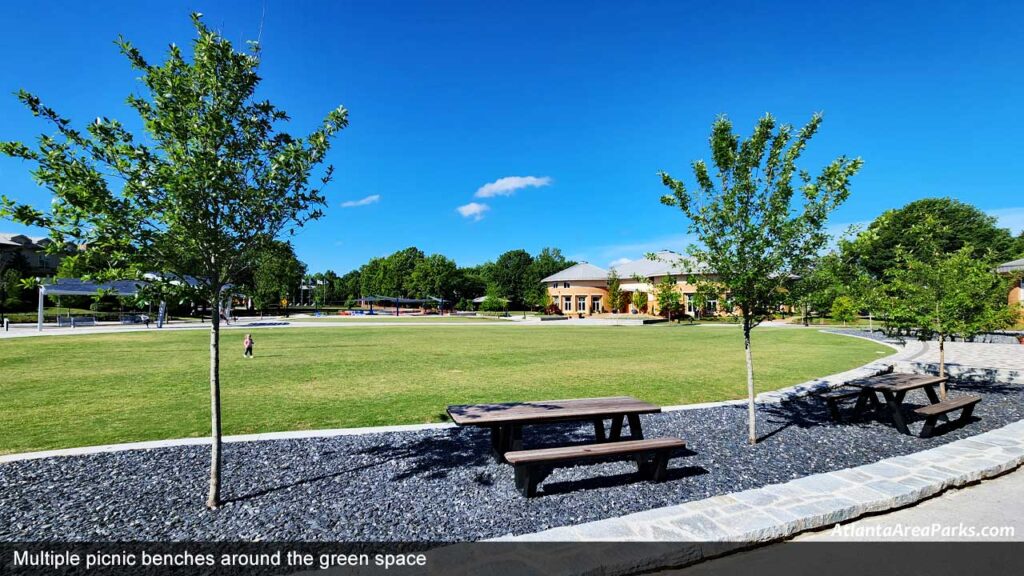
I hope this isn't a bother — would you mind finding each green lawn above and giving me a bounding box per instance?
[0,325,891,454]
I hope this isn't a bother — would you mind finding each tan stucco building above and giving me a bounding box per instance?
[997,258,1024,311]
[542,250,722,317]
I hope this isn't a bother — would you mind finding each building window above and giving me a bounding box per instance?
[705,299,718,314]
[591,296,602,313]
[551,282,557,289]
[577,297,587,312]
[563,296,572,312]
[563,282,570,288]
[685,295,694,315]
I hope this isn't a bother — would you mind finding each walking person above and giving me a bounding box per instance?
[243,333,254,358]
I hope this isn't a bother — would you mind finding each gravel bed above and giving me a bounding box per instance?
[2,382,1022,543]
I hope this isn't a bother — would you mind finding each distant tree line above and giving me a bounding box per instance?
[296,246,575,311]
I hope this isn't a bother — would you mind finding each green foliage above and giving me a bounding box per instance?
[631,290,648,314]
[654,274,681,319]
[479,284,507,312]
[885,246,1014,345]
[606,269,623,313]
[844,198,1021,279]
[830,295,857,325]
[659,112,860,443]
[491,249,534,309]
[410,253,458,303]
[250,241,306,311]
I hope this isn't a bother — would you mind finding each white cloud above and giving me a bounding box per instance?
[608,257,632,267]
[987,207,1024,234]
[340,194,381,208]
[457,202,490,221]
[474,176,552,198]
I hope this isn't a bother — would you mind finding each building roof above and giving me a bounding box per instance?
[997,258,1024,274]
[541,262,609,282]
[611,250,706,278]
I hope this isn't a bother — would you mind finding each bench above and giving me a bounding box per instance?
[820,387,879,422]
[72,316,96,327]
[504,437,685,497]
[915,395,982,438]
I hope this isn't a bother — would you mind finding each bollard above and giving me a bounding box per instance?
[3,318,8,332]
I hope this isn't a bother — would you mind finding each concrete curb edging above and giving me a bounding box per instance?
[486,419,1024,573]
[0,333,913,464]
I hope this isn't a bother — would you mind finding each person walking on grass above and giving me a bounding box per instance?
[243,333,254,358]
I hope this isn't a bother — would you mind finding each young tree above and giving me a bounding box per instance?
[659,113,861,444]
[830,295,857,326]
[654,274,681,321]
[606,269,623,313]
[0,15,347,507]
[630,274,649,314]
[887,246,1014,397]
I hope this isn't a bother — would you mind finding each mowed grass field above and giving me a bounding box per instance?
[0,325,891,454]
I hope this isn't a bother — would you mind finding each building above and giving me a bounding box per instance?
[542,250,722,317]
[0,233,63,276]
[997,258,1024,308]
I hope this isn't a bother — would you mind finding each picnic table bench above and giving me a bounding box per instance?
[845,373,981,437]
[447,396,686,496]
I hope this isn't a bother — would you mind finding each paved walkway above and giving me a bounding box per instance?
[897,341,1024,384]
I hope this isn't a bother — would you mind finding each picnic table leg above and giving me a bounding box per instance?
[627,414,644,440]
[490,424,517,463]
[851,389,871,418]
[593,419,607,443]
[510,424,523,451]
[922,385,949,422]
[881,390,911,435]
[609,415,624,441]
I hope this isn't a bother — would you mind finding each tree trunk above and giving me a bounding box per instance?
[743,318,757,444]
[802,303,809,327]
[938,336,946,400]
[207,311,223,509]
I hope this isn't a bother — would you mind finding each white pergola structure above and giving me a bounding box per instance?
[36,278,148,331]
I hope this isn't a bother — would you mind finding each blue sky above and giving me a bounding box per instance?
[1,0,1021,273]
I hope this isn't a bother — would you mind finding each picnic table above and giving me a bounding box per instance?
[846,373,946,435]
[446,396,661,462]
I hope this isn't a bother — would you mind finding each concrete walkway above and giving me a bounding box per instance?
[897,340,1024,384]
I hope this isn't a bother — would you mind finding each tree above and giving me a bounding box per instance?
[250,241,306,314]
[606,269,623,313]
[660,113,861,444]
[886,246,1014,398]
[411,253,458,306]
[845,198,1021,279]
[0,15,347,507]
[654,274,681,320]
[492,249,534,309]
[479,283,507,313]
[830,295,857,326]
[630,274,649,314]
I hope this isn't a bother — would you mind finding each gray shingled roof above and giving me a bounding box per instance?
[541,262,609,282]
[611,250,706,278]
[997,258,1024,273]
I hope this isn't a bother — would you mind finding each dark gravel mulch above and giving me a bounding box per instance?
[1,382,1021,542]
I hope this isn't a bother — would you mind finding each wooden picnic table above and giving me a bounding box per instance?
[846,373,947,435]
[446,396,661,462]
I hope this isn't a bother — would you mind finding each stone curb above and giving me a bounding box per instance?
[486,418,1024,572]
[0,332,912,464]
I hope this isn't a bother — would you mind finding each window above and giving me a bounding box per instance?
[705,299,718,314]
[577,296,587,312]
[551,282,558,289]
[563,282,570,288]
[591,296,602,313]
[563,296,572,311]
[685,295,694,315]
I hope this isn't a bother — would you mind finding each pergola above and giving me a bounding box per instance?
[36,278,148,331]
[36,275,215,331]
[358,295,449,315]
